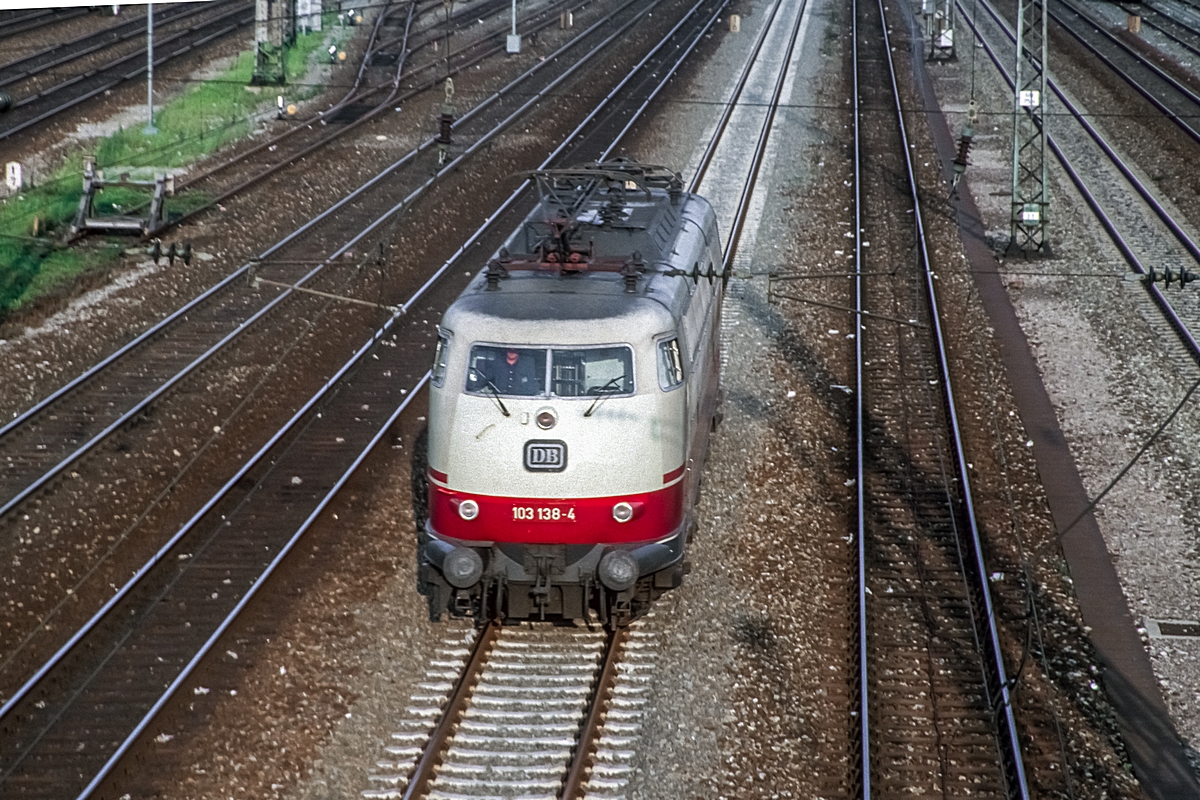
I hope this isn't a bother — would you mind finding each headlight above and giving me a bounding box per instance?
[443,547,483,588]
[536,409,556,430]
[612,501,633,523]
[598,550,638,591]
[458,499,479,520]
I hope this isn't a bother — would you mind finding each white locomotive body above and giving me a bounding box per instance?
[420,162,724,625]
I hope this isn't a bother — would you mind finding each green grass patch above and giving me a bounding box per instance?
[0,14,346,323]
[0,240,127,316]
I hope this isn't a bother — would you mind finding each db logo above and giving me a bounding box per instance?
[524,440,567,472]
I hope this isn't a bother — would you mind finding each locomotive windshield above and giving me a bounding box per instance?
[551,347,633,397]
[467,346,547,396]
[465,344,633,398]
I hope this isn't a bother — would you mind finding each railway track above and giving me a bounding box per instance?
[1049,0,1200,146]
[0,0,741,794]
[844,0,1046,794]
[0,2,224,93]
[1117,0,1200,63]
[158,0,591,231]
[0,0,254,143]
[391,623,617,799]
[362,0,826,795]
[957,1,1200,792]
[0,7,90,43]
[362,619,662,800]
[963,0,1200,392]
[0,0,665,528]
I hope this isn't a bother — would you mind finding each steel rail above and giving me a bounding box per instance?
[1159,0,1200,29]
[0,7,56,31]
[353,0,406,90]
[75,368,435,800]
[560,628,628,800]
[0,2,254,142]
[1049,0,1200,146]
[720,0,807,273]
[876,0,1031,794]
[0,7,89,41]
[686,0,787,193]
[851,0,870,794]
[1124,1,1200,62]
[0,0,723,746]
[0,2,220,88]
[400,622,500,799]
[163,0,590,228]
[2,1,734,791]
[965,0,1200,361]
[0,0,661,522]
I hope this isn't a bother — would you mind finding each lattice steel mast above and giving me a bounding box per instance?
[924,0,955,61]
[1009,0,1050,255]
[252,0,297,86]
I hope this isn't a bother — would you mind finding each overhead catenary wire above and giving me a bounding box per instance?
[1055,377,1200,542]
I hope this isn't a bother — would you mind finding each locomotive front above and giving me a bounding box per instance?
[418,163,722,625]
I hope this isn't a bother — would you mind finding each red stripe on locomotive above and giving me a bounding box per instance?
[429,482,684,544]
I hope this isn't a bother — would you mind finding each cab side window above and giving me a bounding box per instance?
[657,338,684,390]
[432,332,450,387]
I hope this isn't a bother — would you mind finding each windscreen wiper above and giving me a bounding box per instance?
[584,377,623,417]
[484,380,510,416]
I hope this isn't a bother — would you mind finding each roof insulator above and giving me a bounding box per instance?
[485,248,511,291]
[622,251,645,293]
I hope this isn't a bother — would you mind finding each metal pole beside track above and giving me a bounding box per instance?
[145,1,156,134]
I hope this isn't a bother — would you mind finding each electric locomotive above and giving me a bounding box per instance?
[419,161,724,626]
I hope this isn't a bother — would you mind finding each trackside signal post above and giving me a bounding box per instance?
[508,0,521,52]
[1009,0,1050,256]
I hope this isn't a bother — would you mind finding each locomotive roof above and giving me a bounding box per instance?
[444,272,679,344]
[441,182,718,344]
